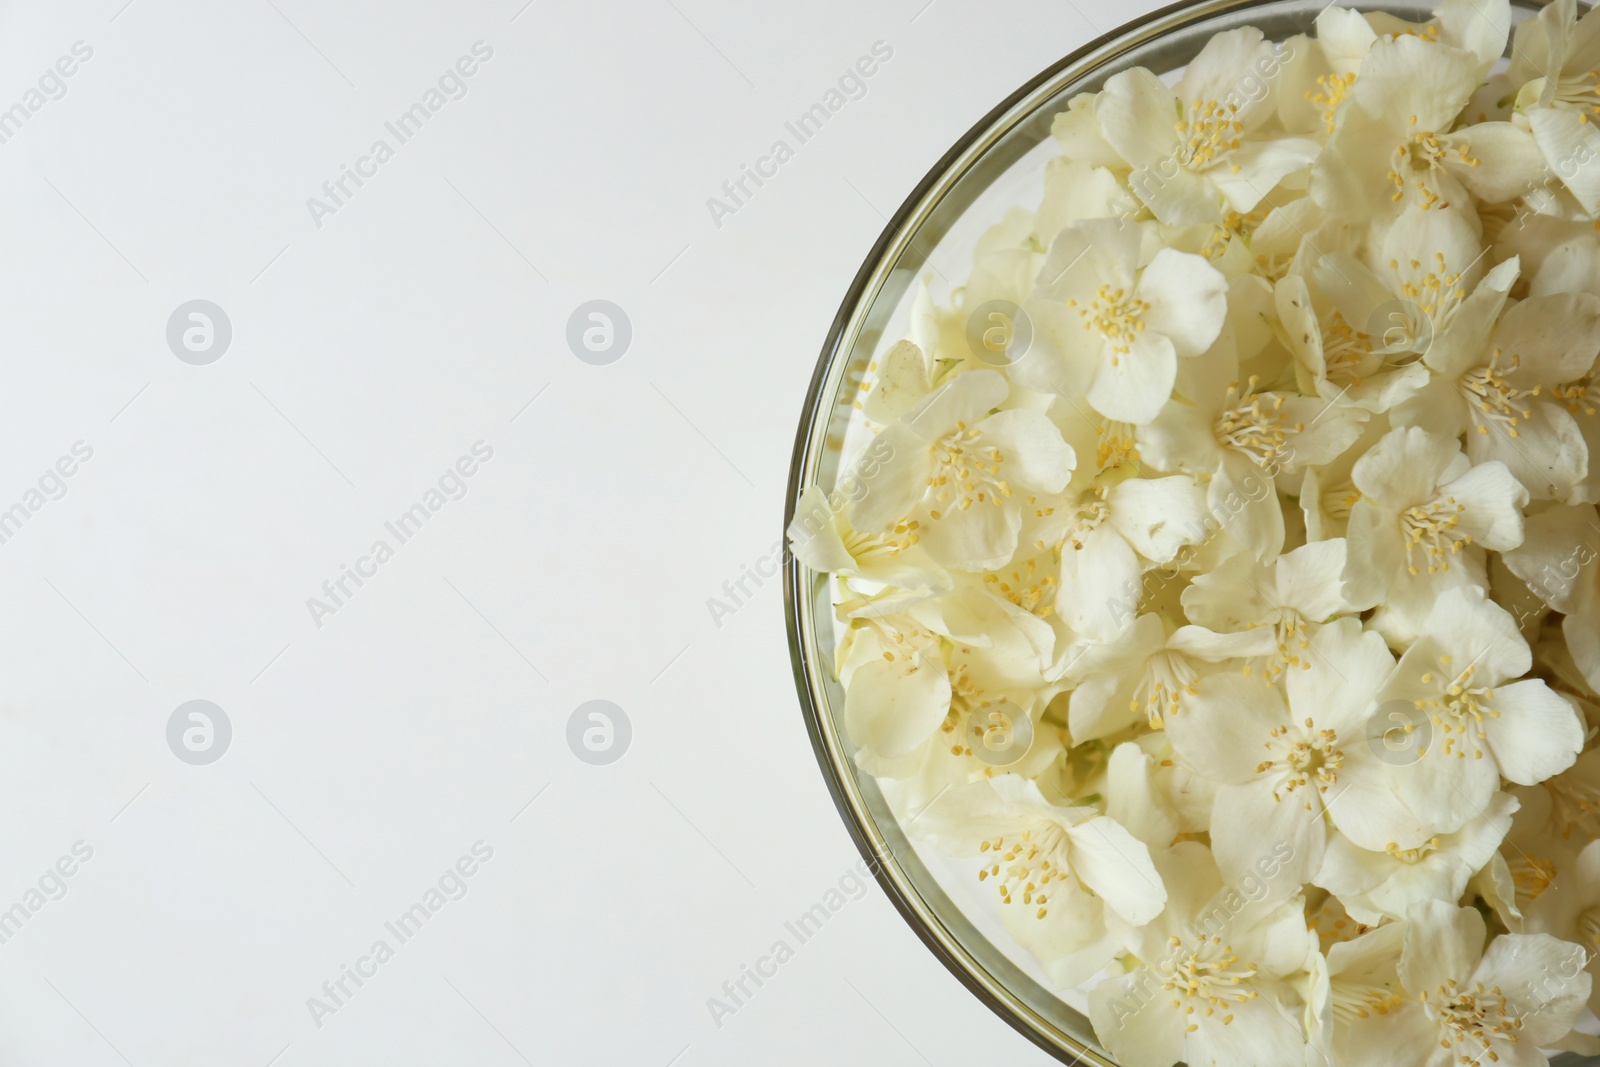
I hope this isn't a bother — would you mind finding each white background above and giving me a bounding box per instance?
[0,0,1165,1063]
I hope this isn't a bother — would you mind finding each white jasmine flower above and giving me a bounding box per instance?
[1522,837,1600,1018]
[1181,538,1359,681]
[852,369,1077,570]
[1066,612,1277,741]
[1276,7,1377,137]
[1393,290,1600,501]
[1313,34,1544,217]
[917,774,1167,984]
[1313,205,1513,374]
[862,281,944,423]
[786,485,945,591]
[1398,899,1592,1067]
[1342,426,1527,635]
[1304,922,1429,1067]
[1372,585,1586,834]
[1016,219,1228,424]
[1314,791,1518,923]
[1039,465,1210,641]
[1275,272,1431,412]
[1097,28,1320,226]
[1139,339,1366,559]
[1510,0,1600,213]
[1166,618,1429,895]
[1088,842,1312,1067]
[1299,419,1389,542]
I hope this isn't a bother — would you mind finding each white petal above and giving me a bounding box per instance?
[1067,814,1167,925]
[1059,524,1142,641]
[1136,397,1224,475]
[850,424,932,532]
[1108,475,1209,563]
[787,486,854,573]
[1166,671,1288,785]
[1095,67,1181,170]
[917,494,1020,571]
[1286,617,1393,736]
[1529,106,1600,213]
[1139,249,1229,357]
[842,653,951,760]
[1275,538,1357,621]
[1475,933,1593,1045]
[1208,137,1321,212]
[862,339,932,424]
[1089,969,1188,1067]
[1210,779,1325,899]
[1441,460,1528,552]
[1484,679,1585,785]
[1351,425,1463,511]
[1446,122,1549,203]
[1351,34,1475,130]
[1400,899,1485,996]
[1209,453,1284,561]
[1467,399,1589,503]
[1424,584,1531,683]
[1106,741,1180,849]
[974,409,1076,494]
[1087,330,1178,424]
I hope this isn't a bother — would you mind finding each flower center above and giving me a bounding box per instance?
[927,422,1011,518]
[1331,980,1406,1023]
[978,825,1069,919]
[1577,906,1600,951]
[1508,853,1558,905]
[1323,312,1376,385]
[1388,118,1479,209]
[1552,69,1600,117]
[1203,207,1268,262]
[1389,251,1467,326]
[1401,495,1470,575]
[983,556,1057,618]
[1424,979,1523,1062]
[1417,657,1501,760]
[1384,836,1440,864]
[1321,477,1361,525]
[1131,650,1199,729]
[1256,717,1343,799]
[1546,770,1600,840]
[1176,98,1245,170]
[1095,421,1142,470]
[846,518,921,561]
[1552,374,1598,418]
[1461,349,1539,439]
[1307,72,1357,133]
[1068,285,1150,358]
[1215,377,1299,467]
[1247,608,1313,682]
[1065,486,1111,549]
[945,664,1002,757]
[1157,934,1260,1029]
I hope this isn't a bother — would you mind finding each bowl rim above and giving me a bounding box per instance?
[780,0,1549,1062]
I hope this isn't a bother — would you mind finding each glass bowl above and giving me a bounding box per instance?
[782,0,1596,1063]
